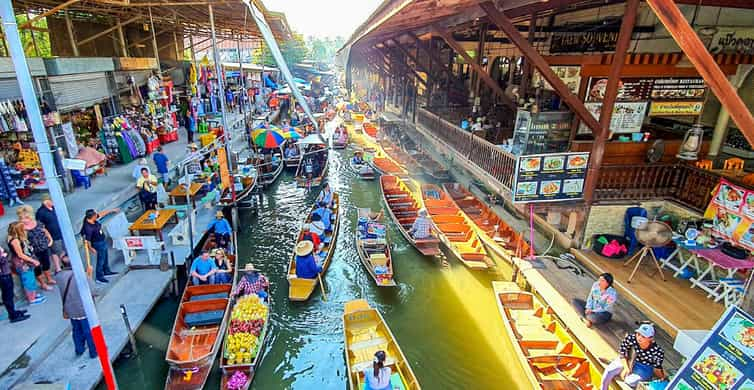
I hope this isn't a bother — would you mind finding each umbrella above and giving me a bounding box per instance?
[283,131,301,140]
[253,129,285,148]
[297,134,326,145]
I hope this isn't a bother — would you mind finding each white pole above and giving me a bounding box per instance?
[0,2,117,389]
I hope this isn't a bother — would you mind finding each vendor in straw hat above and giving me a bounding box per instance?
[211,248,232,284]
[294,240,321,279]
[207,210,232,249]
[233,263,269,300]
[352,150,365,165]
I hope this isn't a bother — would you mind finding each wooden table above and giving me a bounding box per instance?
[169,183,202,206]
[129,209,178,240]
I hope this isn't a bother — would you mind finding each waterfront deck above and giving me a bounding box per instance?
[571,249,722,337]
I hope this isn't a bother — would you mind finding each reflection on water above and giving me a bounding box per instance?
[103,148,527,390]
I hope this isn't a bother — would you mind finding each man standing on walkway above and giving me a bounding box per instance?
[81,208,119,284]
[152,147,170,185]
[36,194,68,272]
[53,266,96,358]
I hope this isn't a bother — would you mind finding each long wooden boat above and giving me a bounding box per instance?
[442,183,530,263]
[379,175,440,256]
[381,142,418,172]
[348,158,376,180]
[219,279,271,390]
[362,122,378,142]
[343,299,420,390]
[356,208,396,287]
[165,233,237,390]
[492,281,604,389]
[286,192,341,301]
[218,173,257,208]
[415,153,450,181]
[258,150,284,188]
[420,184,493,270]
[370,156,407,177]
[295,149,329,189]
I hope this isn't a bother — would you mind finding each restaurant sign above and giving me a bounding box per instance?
[512,152,589,204]
[649,101,704,116]
[703,179,754,251]
[579,102,648,134]
[700,27,754,55]
[667,305,754,390]
[549,31,618,53]
[586,77,705,103]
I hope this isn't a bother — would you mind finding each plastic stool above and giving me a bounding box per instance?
[71,170,91,189]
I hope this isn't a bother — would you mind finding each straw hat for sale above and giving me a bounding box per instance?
[295,240,314,257]
[242,263,258,272]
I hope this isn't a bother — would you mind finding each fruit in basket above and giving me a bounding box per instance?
[230,295,268,322]
[225,332,259,364]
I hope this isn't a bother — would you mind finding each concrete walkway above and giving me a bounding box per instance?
[0,112,248,389]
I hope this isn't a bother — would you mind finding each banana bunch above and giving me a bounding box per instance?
[225,332,259,364]
[231,295,268,322]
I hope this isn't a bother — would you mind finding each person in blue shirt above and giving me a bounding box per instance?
[190,251,217,285]
[294,240,321,279]
[207,211,232,249]
[312,202,333,232]
[152,147,170,184]
[317,183,334,208]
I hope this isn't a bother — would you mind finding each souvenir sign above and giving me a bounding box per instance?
[512,152,589,203]
[667,305,754,389]
[703,179,754,251]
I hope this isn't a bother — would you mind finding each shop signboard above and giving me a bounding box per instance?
[580,101,648,134]
[701,27,754,55]
[586,77,705,103]
[703,179,754,251]
[549,31,618,53]
[649,101,704,116]
[512,152,589,203]
[532,66,581,94]
[666,304,754,390]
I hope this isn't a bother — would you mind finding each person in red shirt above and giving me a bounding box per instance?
[301,223,321,249]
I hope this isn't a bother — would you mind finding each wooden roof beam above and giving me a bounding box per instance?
[18,0,80,30]
[479,1,602,136]
[376,46,426,87]
[431,24,516,110]
[405,32,453,78]
[387,38,429,75]
[646,0,754,148]
[77,15,141,46]
[128,29,168,48]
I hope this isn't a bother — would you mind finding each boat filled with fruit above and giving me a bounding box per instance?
[220,291,271,390]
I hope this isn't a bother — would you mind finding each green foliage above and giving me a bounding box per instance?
[252,33,309,67]
[15,14,51,57]
[306,36,345,63]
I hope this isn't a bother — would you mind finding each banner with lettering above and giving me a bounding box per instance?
[667,305,754,389]
[703,179,754,251]
[217,148,232,191]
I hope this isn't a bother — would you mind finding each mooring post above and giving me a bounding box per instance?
[120,304,138,356]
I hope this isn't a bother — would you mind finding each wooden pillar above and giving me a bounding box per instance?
[117,18,128,57]
[709,65,754,157]
[472,23,487,114]
[64,10,79,56]
[427,37,433,106]
[149,7,160,70]
[582,0,639,205]
[646,0,754,147]
[520,12,536,99]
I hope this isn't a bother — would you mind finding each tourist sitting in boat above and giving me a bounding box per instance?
[572,273,617,328]
[600,323,666,389]
[337,130,347,144]
[310,214,330,246]
[352,151,365,165]
[285,144,299,159]
[207,211,232,249]
[212,248,232,284]
[317,183,334,208]
[408,209,433,239]
[304,157,315,179]
[233,263,269,300]
[294,240,322,279]
[190,250,217,285]
[313,202,334,232]
[364,350,391,390]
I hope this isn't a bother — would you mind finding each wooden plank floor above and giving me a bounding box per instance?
[572,249,723,337]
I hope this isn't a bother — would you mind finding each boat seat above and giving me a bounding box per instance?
[188,292,227,301]
[351,356,396,373]
[348,337,388,352]
[184,310,224,327]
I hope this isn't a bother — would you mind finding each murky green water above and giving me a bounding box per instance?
[103,148,528,389]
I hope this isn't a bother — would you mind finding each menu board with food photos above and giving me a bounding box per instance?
[703,179,754,251]
[512,152,589,203]
[667,305,754,390]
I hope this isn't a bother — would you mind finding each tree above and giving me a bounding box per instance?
[14,14,51,57]
[305,35,346,63]
[252,33,308,67]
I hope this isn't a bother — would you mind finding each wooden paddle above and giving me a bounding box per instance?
[83,241,93,279]
[318,273,327,301]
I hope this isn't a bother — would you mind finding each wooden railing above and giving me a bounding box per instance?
[417,107,517,190]
[595,164,729,212]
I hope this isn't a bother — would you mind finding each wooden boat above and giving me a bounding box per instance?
[356,208,396,287]
[219,278,271,390]
[415,153,450,181]
[165,235,237,390]
[343,299,420,390]
[362,122,378,142]
[379,175,440,256]
[442,183,530,263]
[349,157,376,180]
[218,172,257,207]
[286,192,341,301]
[420,183,493,270]
[283,143,301,169]
[258,150,284,188]
[295,148,329,189]
[333,128,349,150]
[492,281,603,389]
[381,142,418,172]
[370,156,407,177]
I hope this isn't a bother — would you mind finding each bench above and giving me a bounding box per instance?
[184,310,224,328]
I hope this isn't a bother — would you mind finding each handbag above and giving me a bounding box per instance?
[61,275,72,320]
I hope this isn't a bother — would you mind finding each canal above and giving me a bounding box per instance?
[102,146,528,389]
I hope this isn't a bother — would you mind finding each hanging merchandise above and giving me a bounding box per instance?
[0,158,22,204]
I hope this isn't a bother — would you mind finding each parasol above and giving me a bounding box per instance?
[253,129,285,148]
[283,131,301,140]
[297,134,326,146]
